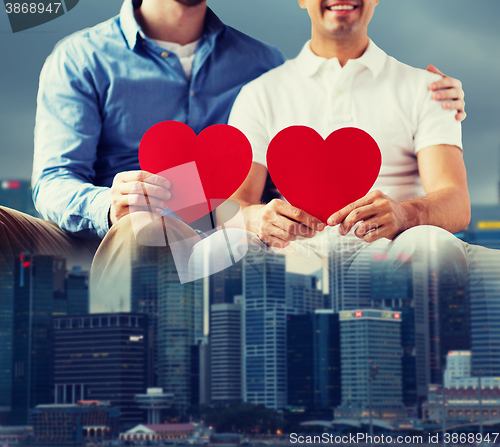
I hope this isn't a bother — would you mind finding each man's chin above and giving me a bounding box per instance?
[174,0,206,6]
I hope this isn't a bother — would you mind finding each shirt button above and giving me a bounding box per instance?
[161,52,169,58]
[336,88,343,94]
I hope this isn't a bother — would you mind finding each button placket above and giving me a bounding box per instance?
[330,69,353,123]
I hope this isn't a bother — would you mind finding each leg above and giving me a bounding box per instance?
[0,206,99,274]
[90,212,201,312]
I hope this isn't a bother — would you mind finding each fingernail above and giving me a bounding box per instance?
[435,93,441,100]
[431,83,437,90]
[164,191,171,200]
[163,180,170,189]
[444,102,450,109]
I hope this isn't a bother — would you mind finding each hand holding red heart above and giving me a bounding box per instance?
[109,170,171,226]
[327,189,418,243]
[245,199,326,249]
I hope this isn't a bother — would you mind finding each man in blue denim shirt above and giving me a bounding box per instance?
[0,0,466,286]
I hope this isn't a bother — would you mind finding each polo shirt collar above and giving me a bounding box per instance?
[296,38,387,78]
[119,0,225,51]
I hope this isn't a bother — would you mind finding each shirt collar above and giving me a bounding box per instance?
[119,0,225,51]
[296,38,387,78]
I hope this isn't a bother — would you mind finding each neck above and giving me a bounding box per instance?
[135,0,207,45]
[309,31,369,66]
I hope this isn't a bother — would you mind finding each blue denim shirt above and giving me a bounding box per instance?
[32,0,285,240]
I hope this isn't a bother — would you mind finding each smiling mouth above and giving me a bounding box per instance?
[325,4,359,11]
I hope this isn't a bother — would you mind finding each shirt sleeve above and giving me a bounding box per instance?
[32,40,110,240]
[413,72,463,154]
[228,81,271,168]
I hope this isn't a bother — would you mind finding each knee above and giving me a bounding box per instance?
[398,225,464,255]
[395,225,468,282]
[106,213,199,247]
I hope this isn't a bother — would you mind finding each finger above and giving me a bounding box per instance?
[354,217,382,239]
[266,223,298,243]
[261,234,290,249]
[338,205,376,235]
[430,76,462,92]
[275,201,325,230]
[442,99,465,112]
[119,170,171,189]
[455,111,467,122]
[125,181,172,201]
[363,224,394,243]
[126,193,168,209]
[328,196,375,226]
[272,215,316,238]
[432,87,464,101]
[426,64,444,77]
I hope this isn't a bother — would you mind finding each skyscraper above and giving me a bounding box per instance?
[456,205,500,377]
[243,251,287,410]
[210,262,243,305]
[287,310,341,419]
[286,273,324,315]
[210,300,243,403]
[52,313,150,427]
[131,247,159,385]
[11,255,66,424]
[470,249,500,377]
[0,250,14,424]
[329,236,371,312]
[335,309,405,421]
[157,248,203,409]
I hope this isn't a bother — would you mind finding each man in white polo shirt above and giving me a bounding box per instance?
[227,0,469,253]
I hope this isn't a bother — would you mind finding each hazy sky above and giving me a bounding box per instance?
[0,0,499,204]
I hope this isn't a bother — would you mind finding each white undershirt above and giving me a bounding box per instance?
[152,38,201,80]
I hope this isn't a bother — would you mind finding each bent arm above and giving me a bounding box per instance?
[407,144,470,233]
[33,43,110,240]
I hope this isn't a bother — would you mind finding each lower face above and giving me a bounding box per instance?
[174,0,206,6]
[314,1,373,38]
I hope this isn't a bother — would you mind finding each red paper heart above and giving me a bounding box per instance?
[267,126,381,223]
[139,121,252,223]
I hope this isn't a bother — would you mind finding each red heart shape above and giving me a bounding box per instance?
[139,121,252,223]
[267,126,381,223]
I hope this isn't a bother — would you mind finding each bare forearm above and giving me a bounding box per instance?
[401,186,471,234]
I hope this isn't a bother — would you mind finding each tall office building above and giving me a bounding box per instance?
[211,299,243,403]
[131,248,159,385]
[287,310,341,419]
[52,313,150,427]
[329,236,371,311]
[470,250,500,376]
[65,267,89,316]
[0,251,14,424]
[157,248,203,409]
[11,255,66,424]
[0,180,39,217]
[335,309,405,421]
[243,251,287,410]
[210,262,243,305]
[455,205,500,377]
[286,273,324,315]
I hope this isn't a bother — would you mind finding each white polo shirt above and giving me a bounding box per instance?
[228,39,462,202]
